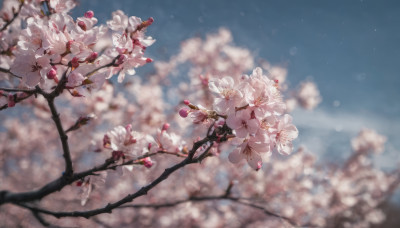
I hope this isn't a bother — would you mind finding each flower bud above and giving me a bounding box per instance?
[71,57,80,68]
[86,52,98,63]
[78,21,86,31]
[162,123,170,131]
[84,10,94,18]
[183,100,190,105]
[179,108,189,118]
[146,58,153,63]
[66,40,73,50]
[142,157,153,168]
[47,68,57,79]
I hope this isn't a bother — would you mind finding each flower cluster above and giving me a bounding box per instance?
[180,67,298,170]
[2,1,154,95]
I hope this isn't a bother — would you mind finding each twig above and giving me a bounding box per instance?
[85,55,120,77]
[32,210,51,227]
[0,88,39,111]
[0,87,39,93]
[0,67,22,78]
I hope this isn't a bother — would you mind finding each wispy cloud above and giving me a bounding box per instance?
[292,108,400,170]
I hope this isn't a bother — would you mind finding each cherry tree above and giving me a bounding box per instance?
[0,0,398,227]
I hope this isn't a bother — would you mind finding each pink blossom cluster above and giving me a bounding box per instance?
[0,2,399,228]
[179,67,298,170]
[351,128,387,154]
[1,0,154,94]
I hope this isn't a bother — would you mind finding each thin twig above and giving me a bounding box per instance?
[85,55,120,77]
[0,87,39,93]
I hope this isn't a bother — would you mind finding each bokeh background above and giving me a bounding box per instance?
[72,0,400,172]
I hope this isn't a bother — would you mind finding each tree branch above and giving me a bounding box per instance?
[46,96,74,177]
[0,137,212,205]
[10,135,219,219]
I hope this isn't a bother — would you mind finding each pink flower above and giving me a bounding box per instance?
[10,51,52,87]
[242,68,286,118]
[296,81,322,110]
[66,71,84,88]
[190,105,210,124]
[156,129,184,152]
[272,114,299,155]
[104,125,157,158]
[107,10,129,32]
[228,135,270,170]
[209,76,243,114]
[351,129,386,154]
[226,109,259,138]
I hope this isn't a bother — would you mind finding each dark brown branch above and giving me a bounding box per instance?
[0,87,39,93]
[31,210,51,227]
[11,137,217,219]
[46,96,74,177]
[19,194,300,227]
[0,144,204,205]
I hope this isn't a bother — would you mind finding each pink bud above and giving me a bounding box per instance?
[142,157,153,168]
[162,123,170,131]
[78,21,86,31]
[146,58,153,63]
[66,40,73,50]
[71,57,80,68]
[183,100,190,105]
[86,52,98,62]
[7,94,15,107]
[148,17,154,24]
[179,108,189,118]
[84,10,94,18]
[47,68,57,79]
[148,143,152,150]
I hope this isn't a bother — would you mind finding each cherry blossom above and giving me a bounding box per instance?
[229,134,270,170]
[351,128,387,154]
[226,109,259,138]
[271,114,299,155]
[0,2,398,228]
[10,51,52,87]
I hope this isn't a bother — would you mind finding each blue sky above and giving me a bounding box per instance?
[71,0,400,169]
